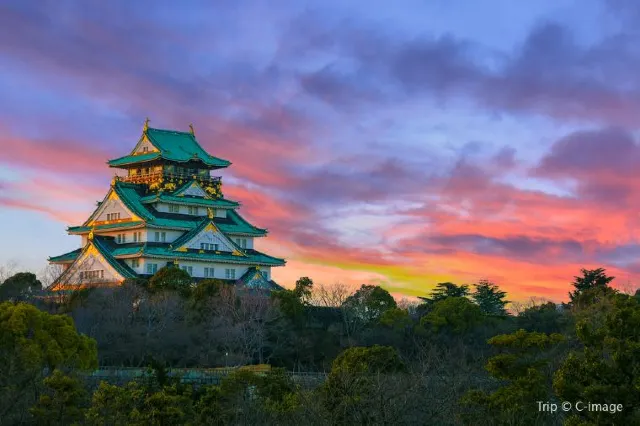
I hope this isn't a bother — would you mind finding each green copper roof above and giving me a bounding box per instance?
[92,237,138,279]
[169,218,245,253]
[237,267,284,291]
[69,221,146,234]
[142,245,285,266]
[139,193,239,208]
[223,210,267,235]
[49,237,137,288]
[108,127,230,168]
[113,182,156,221]
[54,238,284,267]
[108,152,159,166]
[49,248,82,263]
[173,180,206,196]
[73,181,266,236]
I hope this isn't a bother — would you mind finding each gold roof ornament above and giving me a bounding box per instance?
[189,123,195,136]
[143,117,150,132]
[207,207,214,219]
[88,226,95,241]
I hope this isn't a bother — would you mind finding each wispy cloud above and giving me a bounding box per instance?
[2,0,640,300]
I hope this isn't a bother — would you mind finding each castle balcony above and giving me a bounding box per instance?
[116,171,221,186]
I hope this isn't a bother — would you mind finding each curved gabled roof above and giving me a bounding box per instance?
[108,127,230,168]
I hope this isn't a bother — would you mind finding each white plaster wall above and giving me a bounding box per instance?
[145,229,185,243]
[231,237,253,249]
[134,138,157,154]
[125,257,271,281]
[98,229,147,243]
[155,202,228,218]
[185,229,234,251]
[94,198,133,222]
[68,252,121,283]
[156,203,203,215]
[172,261,247,279]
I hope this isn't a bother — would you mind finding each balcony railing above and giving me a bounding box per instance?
[116,171,221,185]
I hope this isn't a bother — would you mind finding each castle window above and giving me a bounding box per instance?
[200,243,219,251]
[235,238,247,248]
[188,206,198,215]
[142,146,148,153]
[225,268,235,279]
[181,265,193,276]
[132,259,140,268]
[146,263,158,274]
[169,204,180,213]
[161,232,166,242]
[204,267,214,278]
[81,270,104,280]
[133,232,142,242]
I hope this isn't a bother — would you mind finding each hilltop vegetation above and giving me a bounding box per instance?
[1,267,639,425]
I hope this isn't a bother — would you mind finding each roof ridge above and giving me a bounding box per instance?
[147,126,191,135]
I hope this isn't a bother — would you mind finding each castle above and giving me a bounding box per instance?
[49,120,285,291]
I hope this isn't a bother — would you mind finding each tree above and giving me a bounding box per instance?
[310,282,350,307]
[85,381,146,426]
[293,276,313,304]
[30,370,88,426]
[554,292,640,425]
[516,302,569,334]
[86,381,193,426]
[379,307,412,331]
[460,329,565,425]
[471,280,508,316]
[272,288,306,322]
[424,282,470,303]
[342,284,397,324]
[323,345,405,424]
[0,272,42,302]
[569,267,614,303]
[148,265,192,295]
[0,302,97,423]
[421,297,484,334]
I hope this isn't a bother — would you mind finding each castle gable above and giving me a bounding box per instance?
[86,189,140,225]
[51,242,126,290]
[131,134,159,155]
[173,221,242,254]
[175,181,208,198]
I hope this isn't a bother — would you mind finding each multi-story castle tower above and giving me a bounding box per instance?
[49,120,285,291]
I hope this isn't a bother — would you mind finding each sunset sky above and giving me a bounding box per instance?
[2,0,640,301]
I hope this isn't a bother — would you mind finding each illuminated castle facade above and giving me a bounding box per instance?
[49,120,285,290]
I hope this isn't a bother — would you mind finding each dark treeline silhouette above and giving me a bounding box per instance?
[1,266,638,425]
